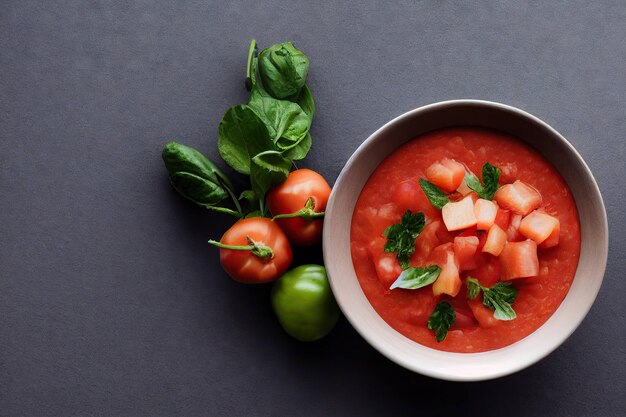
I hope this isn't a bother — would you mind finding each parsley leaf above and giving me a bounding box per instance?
[389,265,441,290]
[419,179,450,210]
[383,210,425,269]
[464,162,501,200]
[466,277,519,321]
[428,301,456,342]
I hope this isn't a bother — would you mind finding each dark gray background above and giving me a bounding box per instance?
[1,1,624,416]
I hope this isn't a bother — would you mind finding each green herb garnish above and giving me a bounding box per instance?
[428,301,456,342]
[383,210,425,269]
[467,277,519,320]
[389,265,441,290]
[465,163,501,200]
[419,178,450,209]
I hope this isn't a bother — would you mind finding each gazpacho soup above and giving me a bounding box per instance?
[350,128,580,353]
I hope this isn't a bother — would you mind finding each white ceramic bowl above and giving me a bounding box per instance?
[323,100,608,381]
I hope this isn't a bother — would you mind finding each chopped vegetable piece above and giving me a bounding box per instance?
[419,178,451,210]
[426,158,465,192]
[483,224,507,256]
[410,220,449,266]
[454,236,480,271]
[500,240,539,280]
[539,221,561,249]
[519,210,560,245]
[506,213,524,241]
[392,178,439,218]
[442,195,477,231]
[494,180,542,215]
[494,207,511,230]
[429,244,461,297]
[374,253,403,287]
[383,210,425,269]
[427,301,456,342]
[456,178,472,195]
[474,199,498,230]
[389,265,441,290]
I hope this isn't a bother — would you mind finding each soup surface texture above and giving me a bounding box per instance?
[350,128,580,352]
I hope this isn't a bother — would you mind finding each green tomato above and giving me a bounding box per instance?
[271,264,340,342]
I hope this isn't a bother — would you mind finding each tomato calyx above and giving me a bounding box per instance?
[271,197,325,221]
[208,236,275,260]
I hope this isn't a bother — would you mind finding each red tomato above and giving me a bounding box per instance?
[217,218,292,284]
[267,169,331,246]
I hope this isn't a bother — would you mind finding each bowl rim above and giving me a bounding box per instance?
[323,99,608,381]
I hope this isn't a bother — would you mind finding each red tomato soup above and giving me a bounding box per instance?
[350,128,580,353]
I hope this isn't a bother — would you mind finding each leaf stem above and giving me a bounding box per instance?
[203,206,242,218]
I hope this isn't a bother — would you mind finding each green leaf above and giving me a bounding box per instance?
[245,39,258,91]
[162,142,234,206]
[389,265,441,290]
[466,277,481,300]
[249,150,292,200]
[465,278,519,321]
[482,162,501,200]
[295,84,315,118]
[217,105,275,175]
[383,210,425,269]
[282,132,312,161]
[258,41,309,99]
[248,85,311,148]
[419,179,451,210]
[464,163,501,200]
[428,301,456,342]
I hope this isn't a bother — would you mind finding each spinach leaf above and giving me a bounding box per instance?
[249,150,292,200]
[383,210,425,269]
[217,105,275,175]
[464,163,501,200]
[295,84,315,118]
[258,41,309,99]
[466,277,519,321]
[428,301,456,342]
[282,132,312,161]
[248,85,311,148]
[389,265,441,290]
[162,142,232,206]
[419,179,450,209]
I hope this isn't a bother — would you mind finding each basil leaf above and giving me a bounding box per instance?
[162,142,233,206]
[419,179,450,210]
[218,105,275,175]
[464,171,484,196]
[383,210,425,269]
[282,132,312,161]
[389,265,441,290]
[258,41,309,99]
[245,39,258,91]
[428,301,456,342]
[248,85,311,148]
[482,162,501,200]
[466,277,482,300]
[295,84,315,118]
[250,151,292,199]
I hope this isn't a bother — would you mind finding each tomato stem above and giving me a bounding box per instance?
[272,197,325,220]
[208,236,274,260]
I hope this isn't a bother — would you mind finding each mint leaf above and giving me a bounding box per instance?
[389,265,441,290]
[428,301,456,342]
[465,278,519,321]
[482,162,501,200]
[464,163,501,200]
[419,179,450,210]
[383,210,425,269]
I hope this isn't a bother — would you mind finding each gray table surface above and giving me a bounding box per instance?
[1,1,625,416]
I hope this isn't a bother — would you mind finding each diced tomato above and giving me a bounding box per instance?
[428,244,461,297]
[500,240,539,280]
[442,195,477,231]
[410,220,444,266]
[494,208,511,230]
[367,237,386,261]
[467,258,501,287]
[506,213,524,241]
[373,253,402,288]
[454,236,479,271]
[468,297,499,328]
[519,210,560,245]
[458,226,477,238]
[482,224,507,256]
[494,180,542,215]
[426,158,465,192]
[539,221,560,249]
[453,310,478,329]
[392,178,439,219]
[456,178,472,195]
[474,199,498,230]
